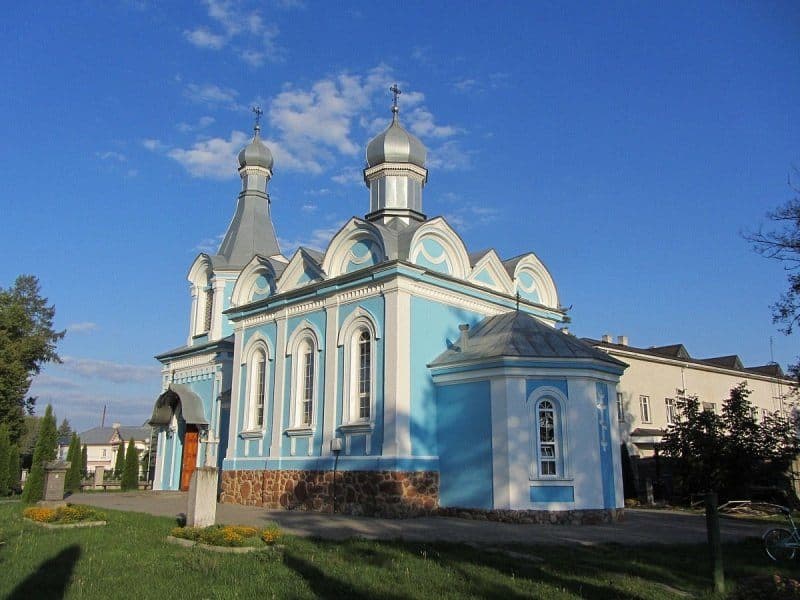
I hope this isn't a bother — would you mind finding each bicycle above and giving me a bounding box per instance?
[762,504,800,561]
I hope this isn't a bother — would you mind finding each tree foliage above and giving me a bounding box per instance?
[57,418,72,440]
[662,383,800,503]
[21,404,58,503]
[7,444,20,493]
[65,432,82,493]
[81,444,88,478]
[114,439,126,479]
[0,424,10,496]
[122,438,139,490]
[0,276,65,443]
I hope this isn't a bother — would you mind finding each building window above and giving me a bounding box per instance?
[301,346,314,425]
[203,287,214,332]
[702,401,716,413]
[101,449,107,458]
[665,398,676,425]
[530,397,563,478]
[357,330,371,419]
[247,348,267,429]
[616,392,625,422]
[639,395,651,424]
[762,408,769,422]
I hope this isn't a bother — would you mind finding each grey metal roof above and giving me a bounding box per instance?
[78,425,151,445]
[155,335,234,362]
[237,131,273,170]
[366,112,426,168]
[700,355,744,370]
[149,384,209,426]
[216,190,281,269]
[430,311,627,367]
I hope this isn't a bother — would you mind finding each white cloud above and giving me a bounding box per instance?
[332,167,363,186]
[60,356,161,384]
[443,203,500,231]
[279,226,340,254]
[454,78,477,92]
[67,322,98,333]
[167,131,249,179]
[301,203,317,213]
[407,107,461,138]
[177,116,216,133]
[97,151,127,162]
[184,27,226,49]
[194,232,225,253]
[426,140,472,171]
[274,0,306,8]
[142,138,167,152]
[185,82,242,110]
[182,0,286,65]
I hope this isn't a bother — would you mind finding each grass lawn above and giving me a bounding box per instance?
[0,501,796,599]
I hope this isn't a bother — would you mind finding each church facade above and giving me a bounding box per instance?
[150,93,627,521]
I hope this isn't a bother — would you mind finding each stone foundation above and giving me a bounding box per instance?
[220,469,439,518]
[436,507,624,525]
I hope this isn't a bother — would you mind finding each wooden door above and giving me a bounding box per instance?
[180,425,199,491]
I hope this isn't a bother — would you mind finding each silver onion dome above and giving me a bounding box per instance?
[238,120,273,170]
[366,109,427,169]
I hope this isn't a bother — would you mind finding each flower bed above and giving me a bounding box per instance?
[23,504,107,528]
[168,523,283,552]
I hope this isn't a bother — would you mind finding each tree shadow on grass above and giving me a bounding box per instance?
[7,544,81,600]
[284,551,406,600]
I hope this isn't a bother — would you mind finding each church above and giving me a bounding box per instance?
[149,89,627,522]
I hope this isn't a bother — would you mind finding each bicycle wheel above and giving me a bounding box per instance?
[764,528,796,561]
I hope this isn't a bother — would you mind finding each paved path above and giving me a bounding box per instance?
[69,491,769,546]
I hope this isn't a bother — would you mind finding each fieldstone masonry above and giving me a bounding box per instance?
[220,470,439,518]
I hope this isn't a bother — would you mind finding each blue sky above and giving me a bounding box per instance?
[2,1,798,432]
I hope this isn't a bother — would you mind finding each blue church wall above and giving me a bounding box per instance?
[526,379,568,398]
[345,239,381,273]
[409,297,484,457]
[413,239,452,275]
[472,268,496,288]
[515,271,541,303]
[220,279,236,337]
[436,380,493,509]
[281,311,327,457]
[336,298,385,455]
[217,399,230,471]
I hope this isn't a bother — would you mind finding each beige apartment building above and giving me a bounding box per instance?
[586,335,795,458]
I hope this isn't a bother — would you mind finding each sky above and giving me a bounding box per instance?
[1,1,798,432]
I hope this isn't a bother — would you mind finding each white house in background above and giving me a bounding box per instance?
[59,423,152,476]
[586,335,796,458]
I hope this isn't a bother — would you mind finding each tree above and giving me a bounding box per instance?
[662,384,800,503]
[114,439,126,479]
[21,404,58,503]
[122,438,139,490]
[0,424,9,496]
[65,432,82,493]
[7,444,20,493]
[19,415,40,469]
[57,418,72,440]
[0,276,65,443]
[81,444,88,478]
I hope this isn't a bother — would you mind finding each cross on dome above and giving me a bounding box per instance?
[251,105,263,134]
[390,83,401,115]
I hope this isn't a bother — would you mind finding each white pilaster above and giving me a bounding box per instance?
[322,301,339,455]
[382,283,412,456]
[210,277,227,341]
[188,285,198,345]
[270,315,288,456]
[225,326,245,467]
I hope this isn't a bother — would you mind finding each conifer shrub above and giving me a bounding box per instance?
[122,438,139,490]
[7,445,20,493]
[21,405,58,503]
[0,425,10,496]
[81,444,88,478]
[65,433,82,493]
[114,439,126,479]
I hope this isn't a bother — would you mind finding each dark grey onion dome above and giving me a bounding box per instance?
[238,131,273,170]
[366,112,427,168]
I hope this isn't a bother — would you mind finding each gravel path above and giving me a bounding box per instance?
[69,491,769,545]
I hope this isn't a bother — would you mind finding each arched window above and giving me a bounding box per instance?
[537,399,557,476]
[356,329,371,420]
[291,336,317,428]
[203,286,214,333]
[529,393,565,479]
[249,350,267,429]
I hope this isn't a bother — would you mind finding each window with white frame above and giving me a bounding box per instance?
[203,286,214,332]
[530,396,563,478]
[616,392,625,422]
[247,348,268,429]
[665,397,676,425]
[639,395,651,423]
[357,330,371,419]
[338,313,378,427]
[291,335,317,428]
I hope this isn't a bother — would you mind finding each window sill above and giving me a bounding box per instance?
[239,430,264,439]
[338,422,374,434]
[528,477,574,484]
[284,426,314,438]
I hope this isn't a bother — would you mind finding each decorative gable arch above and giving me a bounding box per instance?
[231,255,277,307]
[321,218,386,278]
[276,249,326,294]
[409,217,470,279]
[336,306,382,346]
[285,319,325,355]
[468,250,515,294]
[513,253,559,309]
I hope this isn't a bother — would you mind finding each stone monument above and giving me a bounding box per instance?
[94,466,105,489]
[187,467,218,528]
[43,461,70,502]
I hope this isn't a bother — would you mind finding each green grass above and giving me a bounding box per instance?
[0,501,796,599]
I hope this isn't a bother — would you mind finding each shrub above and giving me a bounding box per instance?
[114,439,126,478]
[121,438,139,490]
[21,405,58,503]
[0,425,10,496]
[65,433,82,493]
